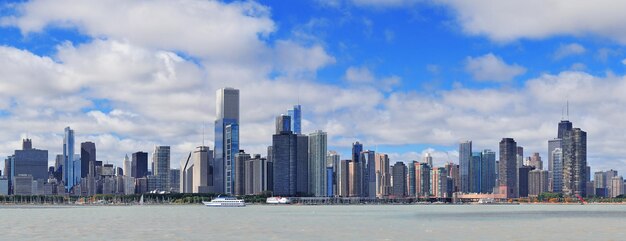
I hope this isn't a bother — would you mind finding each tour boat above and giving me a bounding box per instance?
[202,196,246,207]
[266,197,291,204]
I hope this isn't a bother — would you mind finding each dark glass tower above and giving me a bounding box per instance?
[132,151,148,178]
[557,120,573,139]
[459,141,472,193]
[80,142,96,178]
[499,138,518,198]
[214,87,240,194]
[562,128,587,197]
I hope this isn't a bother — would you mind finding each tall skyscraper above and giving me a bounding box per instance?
[416,162,431,197]
[558,120,573,139]
[518,166,533,198]
[63,127,76,191]
[548,139,562,172]
[431,167,449,198]
[470,152,481,193]
[275,114,291,134]
[551,148,563,193]
[459,141,472,193]
[132,152,148,178]
[308,130,327,197]
[407,161,417,197]
[287,105,301,135]
[562,128,587,197]
[375,153,391,198]
[215,87,240,194]
[445,162,460,193]
[350,142,363,196]
[529,169,549,197]
[152,146,170,191]
[80,142,96,179]
[423,153,433,167]
[123,154,131,177]
[392,162,406,197]
[244,154,270,195]
[271,117,308,196]
[499,138,518,198]
[481,149,496,194]
[337,159,349,197]
[360,150,376,198]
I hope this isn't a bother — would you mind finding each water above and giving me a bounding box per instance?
[2,204,626,240]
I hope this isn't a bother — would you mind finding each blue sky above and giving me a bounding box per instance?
[1,0,626,175]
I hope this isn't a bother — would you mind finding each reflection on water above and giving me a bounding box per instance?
[1,204,626,240]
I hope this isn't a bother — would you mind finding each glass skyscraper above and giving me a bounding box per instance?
[287,105,301,135]
[308,130,327,197]
[152,146,170,191]
[63,127,76,191]
[459,141,472,193]
[214,87,239,194]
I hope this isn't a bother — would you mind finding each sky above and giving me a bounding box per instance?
[1,0,626,176]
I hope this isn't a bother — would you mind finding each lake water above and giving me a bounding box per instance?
[2,204,626,240]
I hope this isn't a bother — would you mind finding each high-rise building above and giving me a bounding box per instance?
[529,153,542,170]
[610,176,624,198]
[244,154,270,195]
[327,151,340,195]
[80,142,96,179]
[604,170,617,197]
[551,148,563,193]
[360,150,376,198]
[431,167,448,198]
[518,166,533,198]
[548,138,562,173]
[558,120,573,139]
[562,128,587,197]
[234,150,250,195]
[187,146,213,193]
[469,152,481,193]
[214,87,240,194]
[288,105,301,135]
[350,142,363,196]
[271,120,308,196]
[326,167,333,197]
[132,152,148,178]
[407,161,417,197]
[416,162,431,197]
[499,138,518,198]
[529,169,549,197]
[459,141,472,193]
[13,139,48,182]
[152,146,170,191]
[481,149,496,194]
[423,153,433,167]
[337,159,349,197]
[348,161,360,197]
[444,162,459,193]
[123,154,131,177]
[63,127,76,191]
[275,115,291,134]
[308,130,327,197]
[392,162,406,197]
[375,153,391,198]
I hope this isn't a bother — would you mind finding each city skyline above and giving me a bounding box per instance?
[2,0,626,177]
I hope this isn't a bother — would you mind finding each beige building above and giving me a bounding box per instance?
[375,153,391,198]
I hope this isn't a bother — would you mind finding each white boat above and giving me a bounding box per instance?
[266,197,291,204]
[202,196,246,207]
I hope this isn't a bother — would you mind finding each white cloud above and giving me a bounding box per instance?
[345,66,376,83]
[274,40,336,75]
[350,0,419,8]
[435,0,626,43]
[554,43,586,60]
[465,53,527,82]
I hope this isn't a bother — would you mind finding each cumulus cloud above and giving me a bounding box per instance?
[435,0,626,43]
[465,53,527,82]
[344,66,401,91]
[350,0,419,8]
[554,43,586,60]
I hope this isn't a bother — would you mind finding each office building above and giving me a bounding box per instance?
[611,176,624,198]
[423,153,433,167]
[287,105,301,135]
[308,130,327,197]
[152,146,170,191]
[123,154,131,177]
[562,128,587,197]
[551,148,563,193]
[271,118,308,196]
[13,139,48,182]
[275,115,291,134]
[459,141,472,193]
[529,169,549,197]
[214,87,240,194]
[407,161,416,197]
[416,162,431,197]
[132,152,148,178]
[234,150,251,195]
[14,174,33,195]
[337,159,349,197]
[445,162,460,193]
[481,150,496,194]
[499,138,518,198]
[518,166,533,198]
[392,162,406,197]
[326,166,334,197]
[470,152,481,193]
[431,167,448,198]
[63,127,76,190]
[375,153,391,198]
[348,160,360,197]
[361,150,376,198]
[244,155,270,195]
[80,142,96,178]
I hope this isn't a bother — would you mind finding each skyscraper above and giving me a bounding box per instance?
[423,153,433,167]
[350,142,363,196]
[308,130,327,197]
[288,104,301,135]
[548,139,562,172]
[518,166,533,198]
[80,142,96,179]
[445,162,460,193]
[529,169,549,197]
[407,161,417,197]
[375,153,391,198]
[416,162,431,197]
[558,120,573,139]
[121,154,130,177]
[271,117,308,196]
[431,167,449,198]
[459,141,472,193]
[132,152,148,178]
[551,148,563,193]
[234,150,250,195]
[470,152,481,193]
[481,149,496,194]
[499,138,518,198]
[360,150,376,198]
[562,128,587,197]
[152,146,170,191]
[13,139,48,183]
[275,114,291,134]
[214,87,240,194]
[63,127,76,191]
[392,162,406,197]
